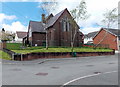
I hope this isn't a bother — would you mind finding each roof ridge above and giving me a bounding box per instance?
[45,8,67,28]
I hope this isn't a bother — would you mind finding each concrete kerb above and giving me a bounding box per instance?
[2,57,77,65]
[1,53,117,65]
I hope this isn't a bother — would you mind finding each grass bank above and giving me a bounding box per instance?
[0,50,11,60]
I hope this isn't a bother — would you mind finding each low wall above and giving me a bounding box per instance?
[2,48,21,60]
[14,51,115,61]
[2,48,115,61]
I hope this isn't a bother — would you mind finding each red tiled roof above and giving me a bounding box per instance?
[16,31,27,38]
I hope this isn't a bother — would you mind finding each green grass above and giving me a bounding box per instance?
[7,43,22,50]
[6,43,113,54]
[12,47,113,54]
[0,51,11,60]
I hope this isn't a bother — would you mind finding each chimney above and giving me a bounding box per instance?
[42,14,46,23]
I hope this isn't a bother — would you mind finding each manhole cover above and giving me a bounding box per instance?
[10,68,22,71]
[51,66,59,69]
[94,72,101,74]
[35,72,48,76]
[86,65,94,67]
[108,63,115,64]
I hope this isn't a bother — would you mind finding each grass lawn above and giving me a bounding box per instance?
[6,43,113,54]
[12,47,113,54]
[7,43,22,50]
[0,50,11,60]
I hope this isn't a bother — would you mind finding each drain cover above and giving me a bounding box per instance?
[51,66,59,69]
[35,72,48,76]
[86,65,94,67]
[10,68,22,71]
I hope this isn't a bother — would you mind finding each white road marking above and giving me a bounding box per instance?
[61,71,117,87]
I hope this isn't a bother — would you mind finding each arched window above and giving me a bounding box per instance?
[61,17,70,32]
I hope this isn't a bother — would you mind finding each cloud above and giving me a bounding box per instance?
[0,13,27,32]
[81,27,101,34]
[0,13,17,23]
[1,21,27,32]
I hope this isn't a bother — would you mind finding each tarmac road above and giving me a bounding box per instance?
[1,54,118,86]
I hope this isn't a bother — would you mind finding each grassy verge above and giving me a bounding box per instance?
[12,47,113,54]
[0,51,11,60]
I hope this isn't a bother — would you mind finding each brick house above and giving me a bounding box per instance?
[93,28,120,50]
[25,8,84,47]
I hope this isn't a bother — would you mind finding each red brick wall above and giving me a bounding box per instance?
[32,32,46,46]
[93,29,118,50]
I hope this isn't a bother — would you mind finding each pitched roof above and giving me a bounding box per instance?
[104,28,120,36]
[29,21,46,32]
[93,28,120,39]
[85,31,98,38]
[16,31,27,38]
[45,8,66,28]
[45,13,54,21]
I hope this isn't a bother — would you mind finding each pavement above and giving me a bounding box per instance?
[1,53,119,65]
[1,54,119,85]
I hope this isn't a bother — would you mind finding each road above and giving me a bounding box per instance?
[2,54,118,86]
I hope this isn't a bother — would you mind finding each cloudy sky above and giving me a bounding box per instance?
[0,0,119,34]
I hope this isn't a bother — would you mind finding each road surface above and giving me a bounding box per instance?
[2,54,118,86]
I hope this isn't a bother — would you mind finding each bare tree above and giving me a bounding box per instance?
[102,8,118,28]
[94,8,118,48]
[70,0,89,52]
[40,0,58,49]
[40,0,58,16]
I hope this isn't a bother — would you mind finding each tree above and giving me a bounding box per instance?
[94,8,118,48]
[69,0,89,52]
[0,28,15,42]
[102,8,118,28]
[40,0,58,16]
[40,0,58,49]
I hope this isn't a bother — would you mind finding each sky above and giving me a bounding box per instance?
[0,0,119,34]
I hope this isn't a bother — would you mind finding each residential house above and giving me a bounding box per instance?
[15,31,27,43]
[84,31,98,44]
[25,8,84,47]
[93,28,120,50]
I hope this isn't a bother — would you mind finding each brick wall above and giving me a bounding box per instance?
[93,29,118,50]
[32,32,46,46]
